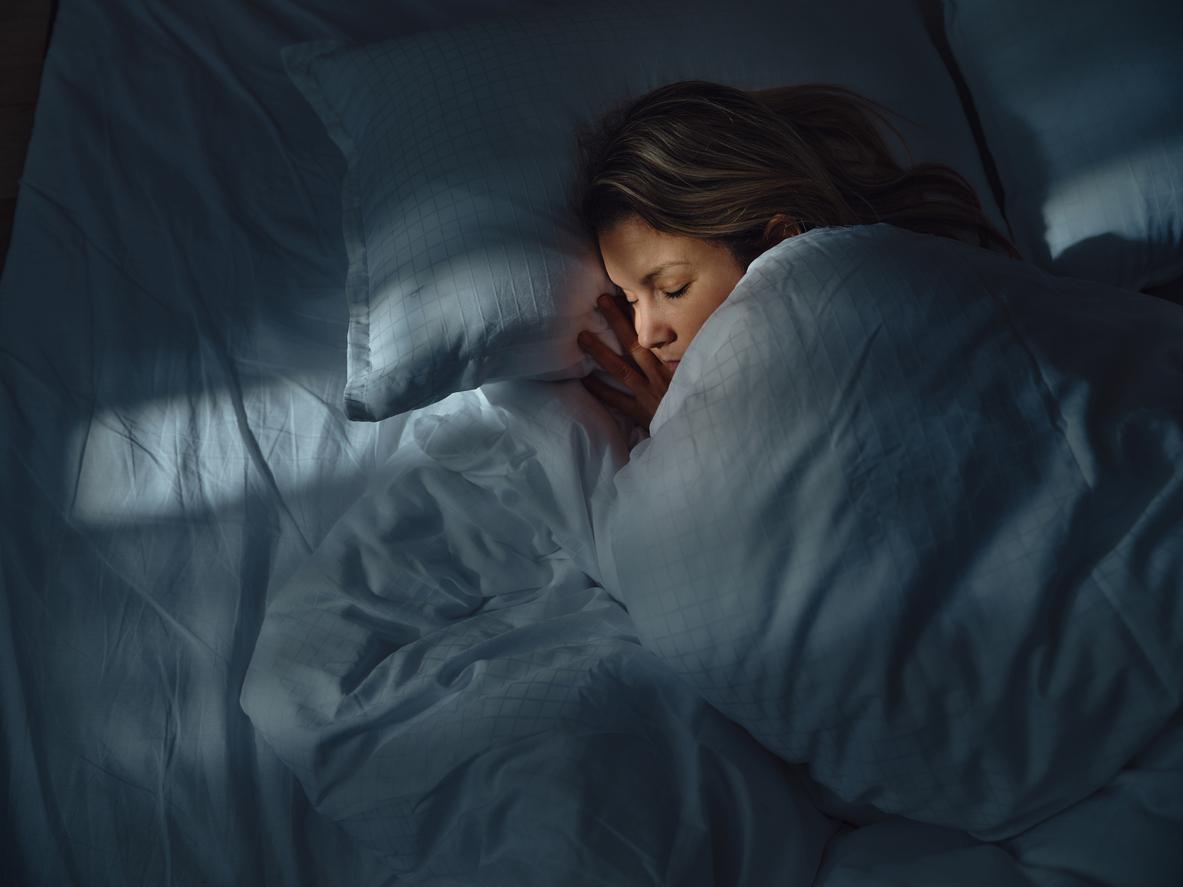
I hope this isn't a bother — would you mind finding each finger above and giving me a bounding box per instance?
[628,339,668,380]
[652,358,674,385]
[582,375,646,425]
[597,294,651,370]
[618,335,672,391]
[579,331,643,389]
[597,294,666,382]
[596,293,636,345]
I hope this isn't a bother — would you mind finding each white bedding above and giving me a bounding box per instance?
[242,379,836,884]
[5,0,1182,884]
[243,225,1183,884]
[601,224,1183,879]
[0,1,587,884]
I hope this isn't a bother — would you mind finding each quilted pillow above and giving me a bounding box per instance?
[286,0,1005,421]
[944,0,1183,291]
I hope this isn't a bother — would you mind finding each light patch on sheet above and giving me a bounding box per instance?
[67,387,397,527]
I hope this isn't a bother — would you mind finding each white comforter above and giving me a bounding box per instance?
[244,224,1183,885]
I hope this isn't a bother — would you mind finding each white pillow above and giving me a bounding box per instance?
[286,0,1005,421]
[944,0,1183,291]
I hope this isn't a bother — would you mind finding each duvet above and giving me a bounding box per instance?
[601,225,1183,875]
[243,224,1183,885]
[240,377,837,885]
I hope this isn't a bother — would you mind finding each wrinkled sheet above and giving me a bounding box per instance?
[0,0,593,884]
[600,224,1183,884]
[239,226,1183,887]
[241,379,835,884]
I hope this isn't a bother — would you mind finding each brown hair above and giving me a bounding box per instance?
[572,80,1019,268]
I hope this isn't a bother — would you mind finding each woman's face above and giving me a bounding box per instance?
[597,216,747,371]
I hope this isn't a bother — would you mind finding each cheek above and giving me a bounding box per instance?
[678,304,713,342]
[703,283,735,318]
[680,285,733,339]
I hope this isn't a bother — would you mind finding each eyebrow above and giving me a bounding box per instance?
[625,261,691,290]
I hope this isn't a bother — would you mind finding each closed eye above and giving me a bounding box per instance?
[627,284,689,306]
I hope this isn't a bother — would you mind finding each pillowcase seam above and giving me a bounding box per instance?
[284,42,376,419]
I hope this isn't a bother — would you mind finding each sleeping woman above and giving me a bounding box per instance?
[570,80,1183,862]
[572,79,1018,432]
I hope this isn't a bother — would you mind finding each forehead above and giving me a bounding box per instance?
[598,216,684,259]
[598,217,695,288]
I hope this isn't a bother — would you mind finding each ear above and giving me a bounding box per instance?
[762,213,799,246]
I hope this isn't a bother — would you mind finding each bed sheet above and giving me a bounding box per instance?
[0,1,587,884]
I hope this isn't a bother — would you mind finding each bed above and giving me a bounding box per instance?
[2,1,1181,885]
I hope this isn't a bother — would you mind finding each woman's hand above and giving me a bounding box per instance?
[578,292,673,432]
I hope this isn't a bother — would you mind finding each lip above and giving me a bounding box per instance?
[663,359,681,368]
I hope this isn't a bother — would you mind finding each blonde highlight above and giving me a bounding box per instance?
[573,80,1019,268]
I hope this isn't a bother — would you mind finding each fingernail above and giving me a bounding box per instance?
[597,294,611,307]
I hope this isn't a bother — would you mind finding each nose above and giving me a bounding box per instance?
[633,302,674,351]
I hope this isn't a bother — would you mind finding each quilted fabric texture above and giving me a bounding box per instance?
[597,223,1183,840]
[284,0,1004,421]
[944,0,1183,291]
